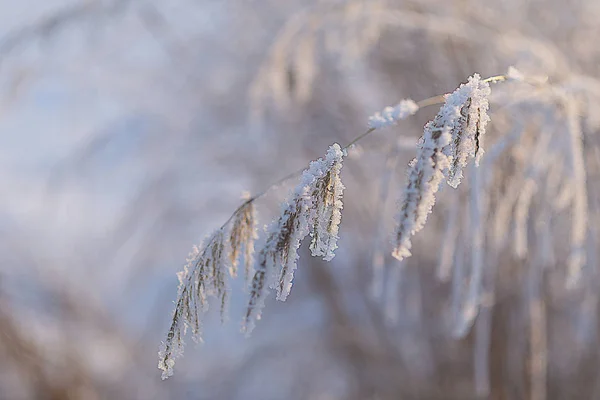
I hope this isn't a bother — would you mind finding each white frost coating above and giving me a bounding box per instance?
[274,143,345,298]
[271,194,311,302]
[244,197,307,334]
[444,74,491,187]
[367,99,419,129]
[159,229,229,379]
[392,74,491,261]
[392,123,452,260]
[308,143,345,261]
[158,337,183,380]
[243,144,345,333]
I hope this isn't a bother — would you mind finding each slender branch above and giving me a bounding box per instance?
[344,127,376,149]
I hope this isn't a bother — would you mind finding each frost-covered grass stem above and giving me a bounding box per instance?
[160,72,512,380]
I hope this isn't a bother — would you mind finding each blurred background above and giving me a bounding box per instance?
[1,0,600,399]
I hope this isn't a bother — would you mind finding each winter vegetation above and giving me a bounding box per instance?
[2,1,600,399]
[159,71,501,378]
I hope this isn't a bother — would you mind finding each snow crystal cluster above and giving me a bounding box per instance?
[243,144,345,333]
[308,144,345,262]
[444,75,491,186]
[368,99,420,129]
[392,74,491,261]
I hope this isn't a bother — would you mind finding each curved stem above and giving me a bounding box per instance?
[221,73,510,230]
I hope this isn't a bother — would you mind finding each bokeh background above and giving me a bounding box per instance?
[1,0,600,399]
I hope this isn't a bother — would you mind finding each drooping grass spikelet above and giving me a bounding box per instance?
[159,200,259,379]
[158,285,187,380]
[392,120,452,260]
[308,143,345,261]
[268,197,306,301]
[271,144,346,301]
[444,74,491,187]
[159,231,228,380]
[242,197,306,334]
[392,74,491,261]
[242,246,271,336]
[242,144,346,334]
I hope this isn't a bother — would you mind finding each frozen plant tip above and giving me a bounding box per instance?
[392,74,491,261]
[308,144,345,261]
[243,144,345,333]
[159,203,258,379]
[158,230,228,379]
[444,74,491,186]
[392,120,452,260]
[368,99,419,129]
[244,197,306,335]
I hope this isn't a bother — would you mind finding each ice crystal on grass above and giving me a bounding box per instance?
[242,197,306,335]
[267,197,307,300]
[159,202,258,379]
[392,74,491,261]
[243,144,345,333]
[308,144,345,261]
[368,99,419,129]
[392,120,452,261]
[444,75,491,186]
[158,230,228,379]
